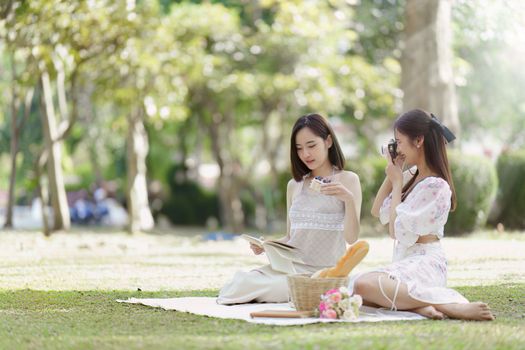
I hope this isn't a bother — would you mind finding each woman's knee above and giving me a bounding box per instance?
[353,276,375,295]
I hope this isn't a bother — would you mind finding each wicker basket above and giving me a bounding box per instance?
[287,273,349,312]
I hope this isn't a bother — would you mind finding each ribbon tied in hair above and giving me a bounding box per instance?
[430,113,456,143]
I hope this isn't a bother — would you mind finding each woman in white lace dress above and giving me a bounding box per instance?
[351,109,494,321]
[217,113,362,304]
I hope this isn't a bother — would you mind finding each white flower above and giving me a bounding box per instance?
[342,309,357,321]
[351,294,363,308]
[338,298,351,309]
[339,286,349,295]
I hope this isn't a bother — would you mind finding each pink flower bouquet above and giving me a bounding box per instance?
[317,286,362,320]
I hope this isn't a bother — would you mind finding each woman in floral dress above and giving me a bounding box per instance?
[351,109,494,321]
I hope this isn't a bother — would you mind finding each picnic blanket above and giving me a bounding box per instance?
[117,297,426,326]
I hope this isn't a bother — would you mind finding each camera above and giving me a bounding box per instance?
[380,139,398,159]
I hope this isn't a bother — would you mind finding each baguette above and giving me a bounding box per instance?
[311,240,369,278]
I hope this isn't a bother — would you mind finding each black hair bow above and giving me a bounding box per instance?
[430,113,456,143]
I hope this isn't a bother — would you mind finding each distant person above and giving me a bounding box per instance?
[70,190,95,224]
[351,109,494,321]
[217,113,362,304]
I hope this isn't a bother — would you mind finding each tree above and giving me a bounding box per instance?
[158,1,400,231]
[2,52,35,228]
[90,1,179,233]
[401,0,460,135]
[2,0,144,232]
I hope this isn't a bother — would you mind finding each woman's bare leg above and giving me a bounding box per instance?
[409,306,445,320]
[353,272,494,321]
[353,272,429,310]
[362,300,382,308]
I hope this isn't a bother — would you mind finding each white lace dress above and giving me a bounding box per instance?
[217,177,347,304]
[349,176,468,304]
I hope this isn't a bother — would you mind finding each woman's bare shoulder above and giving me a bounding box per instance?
[287,178,301,192]
[338,170,360,185]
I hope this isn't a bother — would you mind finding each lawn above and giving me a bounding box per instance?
[0,229,524,349]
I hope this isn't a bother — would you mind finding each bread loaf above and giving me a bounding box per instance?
[311,240,369,278]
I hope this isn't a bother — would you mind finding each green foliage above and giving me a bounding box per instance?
[275,170,292,212]
[11,0,523,231]
[490,150,525,229]
[161,164,220,226]
[0,0,403,230]
[445,151,498,235]
[239,189,256,227]
[350,155,387,220]
[351,0,405,64]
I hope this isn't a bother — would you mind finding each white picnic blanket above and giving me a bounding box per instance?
[117,297,426,326]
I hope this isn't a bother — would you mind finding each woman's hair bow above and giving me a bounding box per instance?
[430,113,456,143]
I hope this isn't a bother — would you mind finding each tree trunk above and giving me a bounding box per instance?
[4,87,34,228]
[37,174,51,237]
[40,72,70,231]
[4,113,18,228]
[4,54,19,228]
[216,174,244,232]
[126,107,154,233]
[401,0,460,136]
[207,117,244,233]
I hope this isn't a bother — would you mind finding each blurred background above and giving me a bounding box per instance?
[0,0,524,237]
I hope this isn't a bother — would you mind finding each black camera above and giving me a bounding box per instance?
[381,139,398,159]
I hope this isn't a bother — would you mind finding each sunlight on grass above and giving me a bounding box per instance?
[0,229,523,349]
[0,229,523,291]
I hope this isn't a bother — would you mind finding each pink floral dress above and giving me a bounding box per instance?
[351,176,468,304]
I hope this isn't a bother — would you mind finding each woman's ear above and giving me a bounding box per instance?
[326,135,333,149]
[415,136,424,148]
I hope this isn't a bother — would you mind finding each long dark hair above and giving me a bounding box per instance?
[394,109,457,211]
[290,113,345,181]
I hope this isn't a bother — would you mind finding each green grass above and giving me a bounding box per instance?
[1,284,524,350]
[1,230,523,348]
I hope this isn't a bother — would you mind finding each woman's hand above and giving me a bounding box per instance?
[250,243,264,255]
[385,152,404,189]
[321,181,354,203]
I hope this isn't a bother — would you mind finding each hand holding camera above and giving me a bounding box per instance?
[380,139,398,160]
[381,139,403,187]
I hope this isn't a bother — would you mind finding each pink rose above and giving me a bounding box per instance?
[330,292,342,303]
[325,288,339,295]
[319,302,328,312]
[321,309,337,319]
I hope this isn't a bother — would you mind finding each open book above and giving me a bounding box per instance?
[241,234,304,274]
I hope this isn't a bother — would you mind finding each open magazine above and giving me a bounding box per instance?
[241,234,304,274]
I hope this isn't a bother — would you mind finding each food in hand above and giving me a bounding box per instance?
[311,240,369,278]
[309,176,331,192]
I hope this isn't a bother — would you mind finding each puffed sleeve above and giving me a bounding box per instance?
[394,178,452,246]
[379,194,392,225]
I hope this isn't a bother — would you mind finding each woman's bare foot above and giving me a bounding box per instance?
[435,302,495,321]
[412,305,445,320]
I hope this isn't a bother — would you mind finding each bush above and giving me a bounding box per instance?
[489,150,525,229]
[161,164,220,226]
[349,156,387,221]
[274,170,292,212]
[445,151,498,235]
[239,188,257,227]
